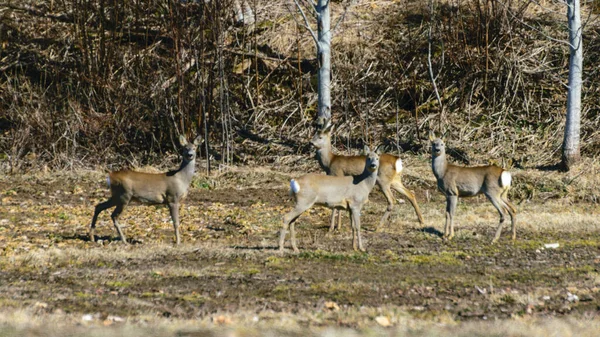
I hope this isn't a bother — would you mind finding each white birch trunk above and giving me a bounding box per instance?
[561,0,582,170]
[316,0,332,121]
[233,0,254,25]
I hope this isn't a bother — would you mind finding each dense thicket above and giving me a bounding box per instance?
[1,0,599,172]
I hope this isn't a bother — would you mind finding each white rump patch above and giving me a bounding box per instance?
[395,158,403,172]
[290,179,301,194]
[500,171,512,187]
[106,175,111,188]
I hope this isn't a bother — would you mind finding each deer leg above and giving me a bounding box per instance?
[391,180,425,225]
[487,194,507,244]
[377,184,395,231]
[329,210,338,232]
[350,206,365,252]
[90,199,116,242]
[168,202,181,245]
[445,195,458,240]
[111,203,128,244]
[279,206,307,252]
[503,199,517,241]
[500,191,517,240]
[350,209,357,251]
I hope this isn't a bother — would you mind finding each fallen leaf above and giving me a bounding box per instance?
[375,316,391,327]
[213,315,232,325]
[324,301,340,311]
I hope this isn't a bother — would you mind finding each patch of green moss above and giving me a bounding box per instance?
[265,256,285,269]
[500,294,516,304]
[404,252,464,266]
[178,293,207,305]
[271,284,295,301]
[140,292,165,298]
[564,239,600,248]
[106,281,132,288]
[245,268,261,276]
[74,292,94,299]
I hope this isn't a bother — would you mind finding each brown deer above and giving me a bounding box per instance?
[279,146,380,252]
[429,132,517,243]
[89,135,202,244]
[310,118,424,231]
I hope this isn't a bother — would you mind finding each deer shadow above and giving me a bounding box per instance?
[231,245,280,251]
[535,163,564,172]
[63,233,142,244]
[417,226,444,238]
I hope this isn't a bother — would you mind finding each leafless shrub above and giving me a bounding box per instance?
[0,0,598,172]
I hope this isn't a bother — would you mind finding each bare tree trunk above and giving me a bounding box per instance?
[233,0,254,25]
[316,0,332,121]
[292,0,335,125]
[561,0,582,171]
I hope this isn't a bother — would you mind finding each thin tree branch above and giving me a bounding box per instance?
[497,0,575,48]
[291,0,319,47]
[427,0,443,116]
[332,0,355,33]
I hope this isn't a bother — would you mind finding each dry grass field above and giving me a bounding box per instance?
[1,158,600,336]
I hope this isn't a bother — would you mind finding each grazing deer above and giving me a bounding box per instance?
[279,146,380,252]
[89,135,202,244]
[429,132,517,243]
[310,118,424,231]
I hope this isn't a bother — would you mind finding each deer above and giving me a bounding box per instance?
[89,135,202,245]
[279,145,380,252]
[429,132,517,243]
[310,117,424,232]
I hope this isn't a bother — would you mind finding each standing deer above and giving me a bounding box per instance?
[89,135,202,244]
[279,146,380,252]
[429,132,517,243]
[311,118,424,231]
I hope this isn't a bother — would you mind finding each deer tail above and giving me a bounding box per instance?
[289,179,301,195]
[500,171,512,189]
[395,158,403,173]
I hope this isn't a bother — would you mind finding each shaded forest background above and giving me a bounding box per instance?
[1,0,599,173]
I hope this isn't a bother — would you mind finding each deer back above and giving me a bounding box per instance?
[443,164,506,197]
[109,170,192,204]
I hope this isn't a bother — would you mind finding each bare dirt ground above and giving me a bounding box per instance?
[1,162,600,336]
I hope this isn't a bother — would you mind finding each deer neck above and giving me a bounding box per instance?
[354,166,378,187]
[174,157,196,184]
[315,142,335,172]
[431,152,448,180]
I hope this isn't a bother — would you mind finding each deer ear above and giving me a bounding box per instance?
[363,145,371,154]
[179,135,188,146]
[321,118,333,134]
[428,131,436,141]
[193,136,202,146]
[374,144,382,155]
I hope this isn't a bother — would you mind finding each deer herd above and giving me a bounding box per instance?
[90,119,517,252]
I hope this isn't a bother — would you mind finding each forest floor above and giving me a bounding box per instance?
[1,158,600,336]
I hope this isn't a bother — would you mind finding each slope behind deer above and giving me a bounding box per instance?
[429,132,516,243]
[89,135,202,244]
